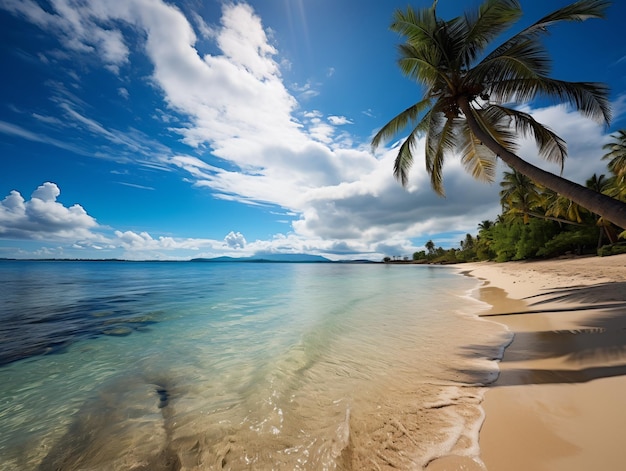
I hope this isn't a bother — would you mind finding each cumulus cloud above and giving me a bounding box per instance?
[224,231,246,249]
[0,182,100,240]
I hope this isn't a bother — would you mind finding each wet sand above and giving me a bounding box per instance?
[464,254,626,471]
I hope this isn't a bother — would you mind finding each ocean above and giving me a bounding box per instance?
[0,260,509,470]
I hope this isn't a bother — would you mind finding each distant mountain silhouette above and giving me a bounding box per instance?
[191,253,331,263]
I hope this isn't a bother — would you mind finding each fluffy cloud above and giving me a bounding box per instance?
[0,182,100,240]
[224,231,246,249]
[113,230,212,251]
[328,115,353,126]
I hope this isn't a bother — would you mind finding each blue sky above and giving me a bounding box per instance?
[1,0,625,260]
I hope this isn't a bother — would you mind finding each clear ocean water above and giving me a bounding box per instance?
[0,260,509,470]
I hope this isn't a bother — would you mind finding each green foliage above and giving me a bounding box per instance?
[598,242,626,257]
[488,219,559,261]
[515,219,560,260]
[490,222,522,262]
[536,226,598,257]
[413,250,427,261]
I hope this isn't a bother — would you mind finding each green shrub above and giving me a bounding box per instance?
[598,242,626,257]
[537,226,597,258]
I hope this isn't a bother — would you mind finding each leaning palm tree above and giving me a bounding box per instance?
[372,0,626,229]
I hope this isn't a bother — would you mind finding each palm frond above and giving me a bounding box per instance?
[371,97,432,150]
[486,75,611,124]
[543,189,585,223]
[433,16,468,70]
[470,38,551,89]
[518,0,610,37]
[458,123,498,182]
[394,131,418,187]
[391,4,454,66]
[483,0,610,64]
[425,112,459,194]
[466,104,518,154]
[390,4,438,44]
[461,0,522,66]
[397,45,450,90]
[485,105,567,170]
[393,108,441,186]
[602,130,626,150]
[602,130,626,177]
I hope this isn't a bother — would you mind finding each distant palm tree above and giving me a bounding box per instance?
[477,220,493,232]
[586,173,610,195]
[542,188,584,224]
[499,169,542,224]
[602,130,626,179]
[372,0,626,229]
[462,233,475,250]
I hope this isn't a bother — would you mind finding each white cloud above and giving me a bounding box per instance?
[112,230,219,253]
[0,0,129,73]
[0,182,101,241]
[224,231,246,249]
[328,115,352,126]
[0,120,91,156]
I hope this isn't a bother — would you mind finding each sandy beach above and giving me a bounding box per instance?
[462,253,626,471]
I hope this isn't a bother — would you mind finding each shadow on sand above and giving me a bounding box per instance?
[460,281,626,387]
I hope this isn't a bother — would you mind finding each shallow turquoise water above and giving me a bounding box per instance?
[0,261,508,470]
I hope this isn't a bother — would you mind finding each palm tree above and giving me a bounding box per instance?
[499,169,542,224]
[542,188,584,224]
[602,130,626,179]
[372,0,626,229]
[477,220,493,232]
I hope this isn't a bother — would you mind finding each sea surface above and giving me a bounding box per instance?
[0,260,509,470]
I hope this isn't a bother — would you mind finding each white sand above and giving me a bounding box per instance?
[463,254,626,471]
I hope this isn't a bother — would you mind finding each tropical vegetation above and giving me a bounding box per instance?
[387,130,626,263]
[372,0,626,229]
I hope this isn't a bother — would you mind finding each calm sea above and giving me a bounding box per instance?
[0,261,508,470]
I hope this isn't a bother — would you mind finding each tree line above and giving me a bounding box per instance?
[401,131,626,263]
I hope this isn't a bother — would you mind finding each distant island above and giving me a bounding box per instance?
[0,254,379,263]
[191,253,332,263]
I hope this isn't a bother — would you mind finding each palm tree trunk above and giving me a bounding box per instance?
[458,99,626,229]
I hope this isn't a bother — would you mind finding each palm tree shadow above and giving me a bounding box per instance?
[460,281,626,387]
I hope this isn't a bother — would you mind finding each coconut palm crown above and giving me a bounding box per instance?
[372,0,626,229]
[602,130,626,179]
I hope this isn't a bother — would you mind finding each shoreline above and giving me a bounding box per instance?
[462,254,626,470]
